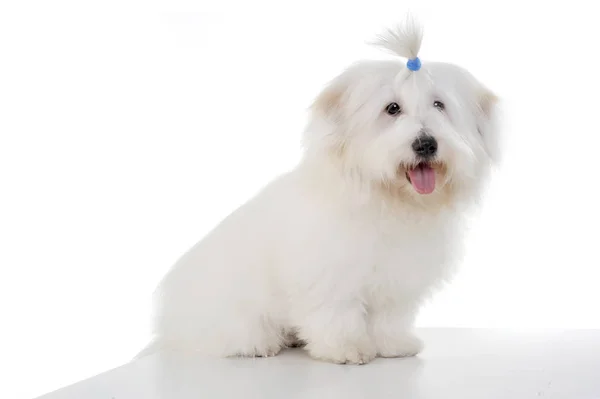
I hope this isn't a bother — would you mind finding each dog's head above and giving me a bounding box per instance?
[303,21,500,209]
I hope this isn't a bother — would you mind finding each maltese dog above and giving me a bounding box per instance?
[138,18,500,365]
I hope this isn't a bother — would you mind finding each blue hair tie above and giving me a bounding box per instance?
[406,57,421,72]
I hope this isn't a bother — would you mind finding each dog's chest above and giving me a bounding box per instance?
[362,215,458,296]
[278,202,462,300]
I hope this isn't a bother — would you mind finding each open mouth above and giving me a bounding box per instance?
[405,162,436,195]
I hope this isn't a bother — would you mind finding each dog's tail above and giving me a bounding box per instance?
[370,14,424,61]
[133,337,165,360]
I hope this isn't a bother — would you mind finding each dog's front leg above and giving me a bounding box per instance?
[369,302,424,358]
[297,300,376,365]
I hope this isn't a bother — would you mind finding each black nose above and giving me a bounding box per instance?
[411,136,438,158]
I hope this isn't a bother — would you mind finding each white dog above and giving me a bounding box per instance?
[138,19,500,365]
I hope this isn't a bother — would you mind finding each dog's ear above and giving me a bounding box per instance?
[310,78,348,123]
[478,89,497,119]
[312,85,343,116]
[476,87,502,165]
[304,78,350,155]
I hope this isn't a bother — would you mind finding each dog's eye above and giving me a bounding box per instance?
[433,100,445,111]
[385,102,402,116]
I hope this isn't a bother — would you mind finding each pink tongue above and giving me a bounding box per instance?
[408,164,436,194]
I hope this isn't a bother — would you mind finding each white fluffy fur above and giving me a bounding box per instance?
[372,16,423,59]
[137,20,500,365]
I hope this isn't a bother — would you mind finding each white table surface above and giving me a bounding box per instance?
[36,328,600,399]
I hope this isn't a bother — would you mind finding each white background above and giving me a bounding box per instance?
[2,2,599,398]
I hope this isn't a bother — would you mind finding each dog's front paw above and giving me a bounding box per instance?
[307,341,376,365]
[377,332,423,358]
